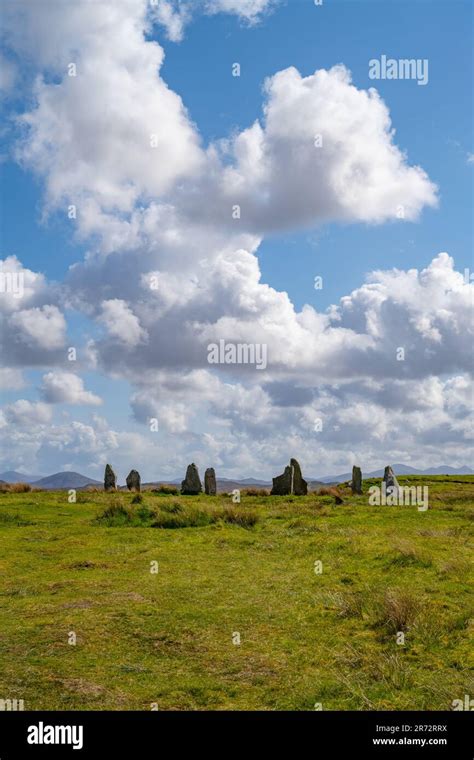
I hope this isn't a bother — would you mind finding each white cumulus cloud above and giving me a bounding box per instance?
[41,371,102,406]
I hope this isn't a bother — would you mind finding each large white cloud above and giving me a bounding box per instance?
[40,371,102,406]
[215,65,438,231]
[9,0,203,217]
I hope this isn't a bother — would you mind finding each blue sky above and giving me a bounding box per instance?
[0,0,472,480]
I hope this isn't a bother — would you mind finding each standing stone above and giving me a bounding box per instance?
[204,467,216,495]
[181,463,202,495]
[271,465,292,495]
[104,464,117,491]
[271,459,307,495]
[126,469,141,492]
[351,465,362,495]
[383,465,400,497]
[291,458,308,496]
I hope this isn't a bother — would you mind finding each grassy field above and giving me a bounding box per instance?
[0,476,473,711]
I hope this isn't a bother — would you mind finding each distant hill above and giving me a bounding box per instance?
[32,472,101,490]
[0,470,44,483]
[308,480,336,490]
[1,465,471,491]
[319,464,474,483]
[233,477,271,486]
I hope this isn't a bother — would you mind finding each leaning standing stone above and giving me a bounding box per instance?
[383,465,400,497]
[204,467,216,495]
[104,464,117,491]
[351,466,362,495]
[291,458,308,495]
[126,469,141,492]
[181,463,202,495]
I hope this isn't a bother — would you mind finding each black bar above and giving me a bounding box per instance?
[0,711,472,757]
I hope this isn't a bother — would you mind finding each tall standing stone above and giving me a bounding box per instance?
[204,467,216,495]
[271,459,307,495]
[104,464,117,491]
[181,463,202,495]
[351,466,362,495]
[291,458,308,496]
[383,465,400,497]
[126,469,141,492]
[271,465,292,495]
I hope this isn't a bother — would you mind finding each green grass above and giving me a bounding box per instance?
[0,476,473,711]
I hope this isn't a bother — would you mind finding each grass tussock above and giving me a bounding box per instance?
[0,482,32,493]
[151,484,179,495]
[374,589,423,633]
[326,590,365,618]
[373,652,412,690]
[242,488,270,497]
[95,497,156,527]
[151,507,214,529]
[151,505,258,529]
[221,507,259,527]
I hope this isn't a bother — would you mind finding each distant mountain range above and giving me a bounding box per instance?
[0,470,45,484]
[33,472,102,489]
[318,464,474,483]
[0,464,472,491]
[0,470,101,489]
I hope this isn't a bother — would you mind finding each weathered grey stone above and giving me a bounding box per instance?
[271,465,292,495]
[104,463,116,491]
[126,469,141,492]
[271,459,307,495]
[383,465,400,497]
[181,463,202,495]
[291,458,308,496]
[351,465,362,495]
[204,467,216,495]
